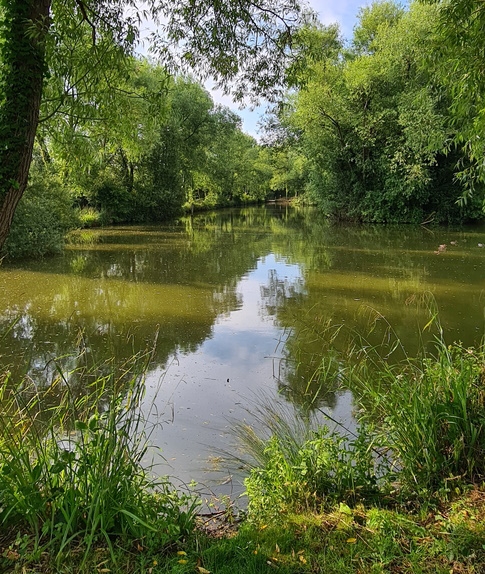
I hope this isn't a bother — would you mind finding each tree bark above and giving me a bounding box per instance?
[0,0,51,251]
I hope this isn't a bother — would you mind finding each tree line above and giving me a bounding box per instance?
[0,0,302,258]
[6,63,288,258]
[265,0,485,224]
[1,0,485,258]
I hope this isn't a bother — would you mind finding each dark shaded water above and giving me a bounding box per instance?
[1,206,485,496]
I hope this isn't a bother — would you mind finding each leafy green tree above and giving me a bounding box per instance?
[76,72,273,222]
[120,78,225,217]
[284,21,342,89]
[279,1,476,222]
[184,106,242,208]
[259,100,309,199]
[0,0,143,249]
[0,0,52,250]
[419,0,485,201]
[38,55,170,222]
[231,136,273,203]
[204,123,272,205]
[87,70,186,223]
[155,77,216,216]
[265,147,307,199]
[352,0,404,54]
[37,58,271,226]
[0,0,304,252]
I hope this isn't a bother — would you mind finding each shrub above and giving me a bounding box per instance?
[244,426,380,520]
[3,170,77,259]
[77,207,102,228]
[233,400,379,522]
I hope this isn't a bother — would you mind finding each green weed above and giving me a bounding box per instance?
[66,229,100,245]
[0,352,199,570]
[77,207,102,228]
[349,338,485,495]
[231,399,380,522]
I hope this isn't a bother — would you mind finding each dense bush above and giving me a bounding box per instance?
[3,170,77,259]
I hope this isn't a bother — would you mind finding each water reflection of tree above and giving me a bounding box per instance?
[0,294,228,389]
[258,257,340,410]
[0,208,281,387]
[259,268,305,317]
[273,312,343,411]
[2,206,484,409]
[257,213,485,409]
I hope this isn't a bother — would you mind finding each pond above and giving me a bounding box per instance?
[1,205,485,499]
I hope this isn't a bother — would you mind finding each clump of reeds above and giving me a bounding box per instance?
[235,303,485,522]
[0,351,198,567]
[77,207,102,229]
[350,338,485,494]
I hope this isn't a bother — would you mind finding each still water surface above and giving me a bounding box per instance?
[1,206,485,496]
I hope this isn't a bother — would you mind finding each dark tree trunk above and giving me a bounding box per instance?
[0,0,51,251]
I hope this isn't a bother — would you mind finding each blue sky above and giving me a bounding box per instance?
[213,0,371,138]
[309,0,368,39]
[136,1,371,137]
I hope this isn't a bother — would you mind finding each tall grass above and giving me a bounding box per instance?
[76,206,102,228]
[350,338,485,494]
[0,351,198,567]
[302,302,485,494]
[235,306,485,522]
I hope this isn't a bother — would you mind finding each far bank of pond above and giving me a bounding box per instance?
[1,205,485,495]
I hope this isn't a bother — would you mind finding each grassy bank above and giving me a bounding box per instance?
[4,484,483,573]
[161,491,485,574]
[0,350,199,572]
[1,333,485,572]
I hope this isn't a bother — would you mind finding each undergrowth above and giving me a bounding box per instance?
[236,301,485,523]
[0,350,199,571]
